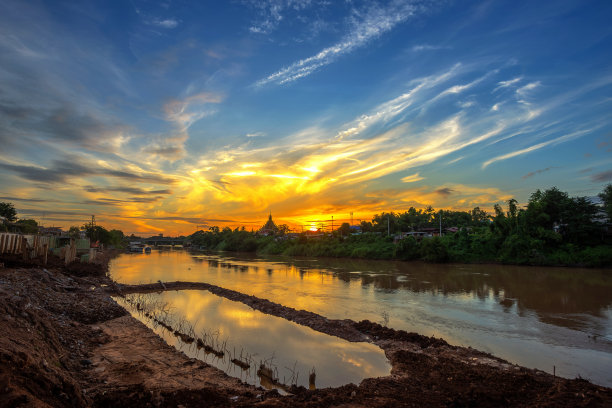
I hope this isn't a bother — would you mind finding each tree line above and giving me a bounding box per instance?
[190,185,612,267]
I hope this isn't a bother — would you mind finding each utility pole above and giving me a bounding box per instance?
[331,216,334,233]
[350,212,353,226]
[387,215,390,236]
[439,210,442,236]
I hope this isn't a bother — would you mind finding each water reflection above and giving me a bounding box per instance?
[115,289,390,390]
[109,250,612,386]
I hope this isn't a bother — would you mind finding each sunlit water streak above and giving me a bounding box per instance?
[110,250,612,387]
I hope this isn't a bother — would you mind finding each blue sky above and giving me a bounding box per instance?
[0,0,611,234]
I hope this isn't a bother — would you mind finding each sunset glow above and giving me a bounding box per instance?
[0,1,610,235]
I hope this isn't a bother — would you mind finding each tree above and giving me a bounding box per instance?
[360,220,373,232]
[278,224,291,235]
[82,224,112,245]
[68,226,81,239]
[109,229,125,247]
[338,222,351,236]
[471,207,489,225]
[0,202,17,222]
[599,184,612,220]
[15,219,38,234]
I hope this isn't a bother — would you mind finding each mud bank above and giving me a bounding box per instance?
[1,255,611,407]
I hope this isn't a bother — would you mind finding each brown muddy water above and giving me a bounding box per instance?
[114,290,390,390]
[109,250,612,387]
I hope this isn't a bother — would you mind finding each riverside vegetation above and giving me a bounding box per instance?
[191,185,612,267]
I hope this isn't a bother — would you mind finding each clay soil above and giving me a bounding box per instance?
[1,254,611,407]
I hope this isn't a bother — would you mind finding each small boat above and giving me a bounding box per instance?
[144,246,152,253]
[128,245,143,253]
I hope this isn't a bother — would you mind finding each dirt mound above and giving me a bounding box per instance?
[1,258,611,407]
[64,261,107,277]
[353,320,450,348]
[91,383,233,407]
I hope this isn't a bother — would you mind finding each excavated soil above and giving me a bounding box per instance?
[1,254,611,407]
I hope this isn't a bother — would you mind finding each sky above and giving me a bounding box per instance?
[0,0,611,236]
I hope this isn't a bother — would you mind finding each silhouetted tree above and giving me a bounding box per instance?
[599,184,612,220]
[0,202,17,222]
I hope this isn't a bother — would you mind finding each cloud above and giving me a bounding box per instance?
[411,44,447,52]
[0,100,131,154]
[164,92,222,131]
[335,63,461,140]
[246,0,320,35]
[516,81,541,97]
[246,132,266,138]
[493,77,522,92]
[121,215,240,224]
[401,172,424,183]
[591,170,612,182]
[150,18,179,28]
[255,1,424,86]
[435,187,453,197]
[148,92,223,161]
[0,159,176,185]
[482,128,594,169]
[522,167,556,179]
[142,146,185,160]
[84,186,173,195]
[0,196,49,203]
[83,196,165,206]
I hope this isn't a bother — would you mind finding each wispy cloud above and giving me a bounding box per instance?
[522,167,556,179]
[516,81,541,97]
[482,128,594,169]
[591,170,612,182]
[84,186,173,195]
[411,44,448,52]
[0,157,176,185]
[150,18,179,29]
[145,92,223,160]
[246,0,323,35]
[255,1,424,86]
[335,63,462,140]
[401,172,424,183]
[493,76,522,92]
[246,132,266,138]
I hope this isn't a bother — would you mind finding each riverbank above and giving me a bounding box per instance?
[1,254,611,407]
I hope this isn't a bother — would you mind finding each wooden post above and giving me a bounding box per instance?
[43,243,48,265]
[21,237,29,261]
[65,239,76,265]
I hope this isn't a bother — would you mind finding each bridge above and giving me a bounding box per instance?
[143,236,186,247]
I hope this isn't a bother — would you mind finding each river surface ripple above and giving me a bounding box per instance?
[109,250,612,387]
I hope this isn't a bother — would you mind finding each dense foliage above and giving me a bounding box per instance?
[0,202,17,223]
[191,186,612,267]
[79,224,125,247]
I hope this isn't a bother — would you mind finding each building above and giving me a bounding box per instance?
[259,213,279,236]
[39,227,64,236]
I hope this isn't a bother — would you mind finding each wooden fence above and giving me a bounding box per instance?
[0,233,65,264]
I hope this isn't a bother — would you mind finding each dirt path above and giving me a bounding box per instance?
[1,254,611,407]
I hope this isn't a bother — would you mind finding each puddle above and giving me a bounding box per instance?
[115,290,390,390]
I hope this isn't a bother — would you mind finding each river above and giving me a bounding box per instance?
[109,250,612,387]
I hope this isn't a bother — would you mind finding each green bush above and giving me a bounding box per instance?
[420,237,449,263]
